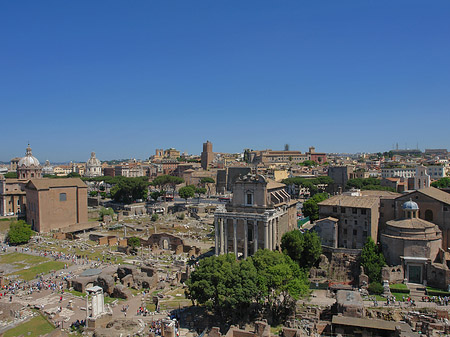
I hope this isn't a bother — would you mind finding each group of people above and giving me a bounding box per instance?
[422,296,450,306]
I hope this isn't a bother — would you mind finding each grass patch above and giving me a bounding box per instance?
[67,289,86,298]
[0,253,48,265]
[426,286,450,296]
[390,283,408,290]
[3,313,55,337]
[10,261,66,281]
[270,325,283,335]
[159,299,192,310]
[146,303,156,311]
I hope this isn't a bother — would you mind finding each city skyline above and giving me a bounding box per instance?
[1,1,449,161]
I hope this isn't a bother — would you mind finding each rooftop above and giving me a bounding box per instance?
[318,195,379,209]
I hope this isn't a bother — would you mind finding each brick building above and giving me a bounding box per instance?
[25,178,89,233]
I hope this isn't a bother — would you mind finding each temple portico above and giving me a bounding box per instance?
[214,173,297,258]
[214,208,284,258]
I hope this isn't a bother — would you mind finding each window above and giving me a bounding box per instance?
[444,206,448,212]
[354,220,358,225]
[344,219,348,224]
[341,207,346,213]
[363,230,368,237]
[17,200,20,206]
[333,207,337,213]
[59,193,67,202]
[246,193,253,205]
[353,229,357,235]
[352,208,357,214]
[343,228,347,235]
[361,209,366,215]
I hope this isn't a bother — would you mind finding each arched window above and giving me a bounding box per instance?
[425,209,433,222]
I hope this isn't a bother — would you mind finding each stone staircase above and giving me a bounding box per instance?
[407,283,426,301]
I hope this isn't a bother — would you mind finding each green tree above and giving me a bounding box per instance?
[302,193,329,221]
[7,220,33,245]
[179,185,195,203]
[150,191,161,202]
[360,237,386,283]
[185,253,258,321]
[195,187,207,202]
[151,213,159,221]
[99,207,114,220]
[4,172,18,179]
[110,177,150,204]
[432,177,450,188]
[89,191,98,197]
[281,230,322,270]
[128,236,141,249]
[251,250,310,324]
[67,172,81,178]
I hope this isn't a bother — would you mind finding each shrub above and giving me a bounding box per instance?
[7,220,33,245]
[368,282,384,295]
[177,213,185,220]
[151,214,159,221]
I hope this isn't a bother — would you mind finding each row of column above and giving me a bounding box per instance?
[215,217,279,258]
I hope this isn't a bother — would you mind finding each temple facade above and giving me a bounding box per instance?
[214,174,297,258]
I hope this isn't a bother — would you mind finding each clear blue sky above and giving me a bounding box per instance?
[1,1,449,162]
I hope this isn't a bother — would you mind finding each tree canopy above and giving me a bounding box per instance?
[99,207,114,220]
[186,250,309,324]
[179,185,195,202]
[282,176,333,196]
[4,172,18,179]
[302,192,329,221]
[128,236,141,249]
[7,220,33,245]
[281,230,322,270]
[360,237,386,283]
[346,177,395,192]
[110,176,150,204]
[431,177,450,188]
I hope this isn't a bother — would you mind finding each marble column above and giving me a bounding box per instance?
[253,220,258,253]
[244,219,248,259]
[233,219,238,257]
[268,219,273,250]
[272,218,277,250]
[264,221,269,249]
[214,218,219,256]
[224,220,228,254]
[220,218,224,254]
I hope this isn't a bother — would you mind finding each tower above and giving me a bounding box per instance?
[201,141,213,170]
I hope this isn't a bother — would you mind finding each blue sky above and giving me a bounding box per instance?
[1,1,449,162]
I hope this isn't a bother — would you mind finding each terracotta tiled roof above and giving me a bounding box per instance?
[318,195,379,208]
[416,186,450,205]
[26,178,87,190]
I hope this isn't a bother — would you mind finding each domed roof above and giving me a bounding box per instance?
[87,152,101,167]
[402,199,419,210]
[18,145,40,167]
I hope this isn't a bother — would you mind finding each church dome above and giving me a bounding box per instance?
[87,152,101,167]
[402,199,419,211]
[18,145,40,167]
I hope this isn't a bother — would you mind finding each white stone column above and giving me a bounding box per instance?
[264,221,269,249]
[224,220,228,254]
[220,218,224,255]
[233,219,238,257]
[86,292,89,320]
[268,220,273,251]
[244,219,248,259]
[253,220,258,253]
[214,218,219,256]
[273,218,278,250]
